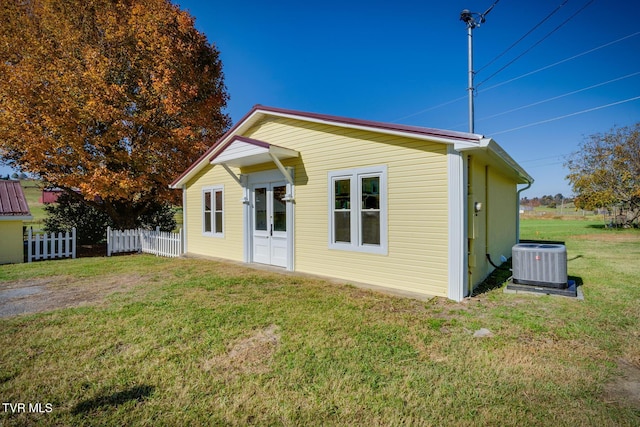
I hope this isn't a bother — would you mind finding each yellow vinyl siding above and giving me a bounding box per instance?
[244,116,450,297]
[467,156,486,286]
[184,164,244,261]
[467,156,518,289]
[0,221,25,264]
[487,168,517,262]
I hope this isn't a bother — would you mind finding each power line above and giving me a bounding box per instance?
[523,161,565,169]
[392,95,467,122]
[476,71,640,122]
[483,0,501,15]
[392,30,640,125]
[476,0,569,75]
[490,95,640,136]
[481,0,502,20]
[519,154,569,164]
[478,31,640,94]
[449,71,640,129]
[476,0,595,89]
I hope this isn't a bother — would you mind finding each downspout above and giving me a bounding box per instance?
[516,180,532,243]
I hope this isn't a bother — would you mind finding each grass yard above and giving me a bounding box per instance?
[0,219,639,425]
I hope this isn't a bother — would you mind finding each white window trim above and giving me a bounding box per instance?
[328,165,388,255]
[202,185,224,237]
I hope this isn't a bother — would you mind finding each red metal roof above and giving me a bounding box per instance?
[0,180,31,216]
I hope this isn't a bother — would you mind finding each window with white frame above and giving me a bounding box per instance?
[203,186,224,236]
[329,166,387,254]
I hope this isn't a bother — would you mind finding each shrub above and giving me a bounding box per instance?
[44,193,113,245]
[44,193,177,244]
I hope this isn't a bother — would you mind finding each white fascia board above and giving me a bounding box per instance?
[485,139,534,184]
[456,138,534,184]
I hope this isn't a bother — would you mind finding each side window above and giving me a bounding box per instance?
[360,175,380,245]
[329,166,387,254]
[333,177,351,243]
[203,186,224,236]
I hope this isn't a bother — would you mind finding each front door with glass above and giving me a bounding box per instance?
[252,182,288,267]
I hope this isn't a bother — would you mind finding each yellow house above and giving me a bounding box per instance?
[0,180,33,264]
[170,106,533,301]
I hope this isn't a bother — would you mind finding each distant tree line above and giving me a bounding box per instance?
[0,172,29,180]
[520,194,572,209]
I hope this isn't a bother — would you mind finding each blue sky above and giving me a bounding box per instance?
[172,0,640,197]
[5,0,638,198]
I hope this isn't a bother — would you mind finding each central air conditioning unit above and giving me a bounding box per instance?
[512,243,567,289]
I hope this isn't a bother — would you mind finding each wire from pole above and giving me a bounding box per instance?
[476,0,569,75]
[490,95,640,136]
[476,0,596,89]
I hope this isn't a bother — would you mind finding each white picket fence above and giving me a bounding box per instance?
[27,227,77,263]
[107,227,183,258]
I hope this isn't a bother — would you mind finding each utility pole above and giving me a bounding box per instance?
[460,10,476,134]
[460,2,497,134]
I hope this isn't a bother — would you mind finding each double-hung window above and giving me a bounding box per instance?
[329,166,387,254]
[203,186,224,236]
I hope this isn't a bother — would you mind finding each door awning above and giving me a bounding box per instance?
[210,136,299,168]
[210,136,298,185]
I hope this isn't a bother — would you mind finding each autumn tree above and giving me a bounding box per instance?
[0,0,230,229]
[565,123,640,226]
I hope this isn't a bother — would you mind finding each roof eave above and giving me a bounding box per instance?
[169,105,486,188]
[457,138,534,184]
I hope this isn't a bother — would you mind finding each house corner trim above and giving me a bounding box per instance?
[448,147,468,301]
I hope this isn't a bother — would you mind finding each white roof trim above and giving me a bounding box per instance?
[456,138,534,184]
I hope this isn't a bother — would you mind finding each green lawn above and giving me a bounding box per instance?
[0,219,638,425]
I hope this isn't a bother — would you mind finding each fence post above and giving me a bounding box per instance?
[107,226,112,257]
[155,226,160,257]
[43,231,49,260]
[72,227,77,259]
[35,232,41,261]
[28,228,33,263]
[63,230,68,258]
[56,231,62,259]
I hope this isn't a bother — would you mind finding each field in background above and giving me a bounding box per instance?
[0,218,638,425]
[19,180,45,228]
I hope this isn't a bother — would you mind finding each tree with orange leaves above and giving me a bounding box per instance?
[0,0,230,229]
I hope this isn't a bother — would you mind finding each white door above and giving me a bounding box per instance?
[252,182,288,267]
